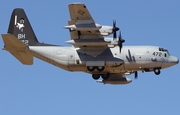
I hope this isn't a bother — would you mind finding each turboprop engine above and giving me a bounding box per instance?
[64,22,119,36]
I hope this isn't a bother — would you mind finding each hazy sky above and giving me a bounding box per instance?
[0,0,180,115]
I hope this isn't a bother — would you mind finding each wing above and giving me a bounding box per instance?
[68,2,95,23]
[66,2,104,40]
[65,3,111,56]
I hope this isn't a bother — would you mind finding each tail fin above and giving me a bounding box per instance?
[8,8,39,46]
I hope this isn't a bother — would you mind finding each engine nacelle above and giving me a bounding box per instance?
[97,78,132,85]
[99,25,113,36]
[64,23,102,31]
[64,23,114,36]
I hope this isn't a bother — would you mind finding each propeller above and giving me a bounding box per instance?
[112,20,119,39]
[112,20,125,53]
[134,71,138,79]
[118,31,125,53]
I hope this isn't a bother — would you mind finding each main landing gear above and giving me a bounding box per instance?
[87,66,105,72]
[92,73,110,80]
[87,66,108,80]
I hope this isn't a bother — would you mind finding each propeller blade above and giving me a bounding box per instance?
[119,30,122,39]
[119,44,122,53]
[113,20,119,39]
[113,20,116,28]
[118,31,123,53]
[135,71,138,79]
[113,30,117,39]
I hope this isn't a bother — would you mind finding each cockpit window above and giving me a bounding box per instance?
[159,47,170,56]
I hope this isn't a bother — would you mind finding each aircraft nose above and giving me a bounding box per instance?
[169,56,179,64]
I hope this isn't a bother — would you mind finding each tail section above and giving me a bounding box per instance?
[7,8,39,46]
[1,8,38,64]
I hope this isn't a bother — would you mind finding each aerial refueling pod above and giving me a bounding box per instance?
[97,78,132,85]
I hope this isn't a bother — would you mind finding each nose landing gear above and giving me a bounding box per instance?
[153,68,161,75]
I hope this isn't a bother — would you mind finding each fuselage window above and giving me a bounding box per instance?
[164,53,167,57]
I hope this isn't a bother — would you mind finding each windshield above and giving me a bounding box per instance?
[159,47,170,56]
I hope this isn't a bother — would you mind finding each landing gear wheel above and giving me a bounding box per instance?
[87,66,96,72]
[92,74,100,80]
[154,68,161,75]
[96,66,105,72]
[101,73,110,80]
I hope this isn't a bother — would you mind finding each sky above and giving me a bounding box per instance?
[0,0,180,115]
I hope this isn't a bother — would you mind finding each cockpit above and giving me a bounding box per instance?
[159,47,170,57]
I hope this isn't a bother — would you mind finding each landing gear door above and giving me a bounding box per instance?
[86,61,105,66]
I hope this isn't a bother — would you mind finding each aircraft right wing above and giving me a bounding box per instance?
[68,2,95,23]
[64,3,113,56]
[64,3,104,40]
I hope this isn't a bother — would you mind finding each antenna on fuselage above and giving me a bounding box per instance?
[135,71,138,79]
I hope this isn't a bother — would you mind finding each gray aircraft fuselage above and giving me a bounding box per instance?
[29,45,178,74]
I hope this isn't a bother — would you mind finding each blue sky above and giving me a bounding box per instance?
[0,0,180,115]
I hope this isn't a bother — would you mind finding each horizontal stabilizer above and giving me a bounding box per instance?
[2,34,27,50]
[9,51,33,65]
[2,34,33,65]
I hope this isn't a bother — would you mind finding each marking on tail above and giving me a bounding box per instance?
[15,15,25,32]
[15,15,17,25]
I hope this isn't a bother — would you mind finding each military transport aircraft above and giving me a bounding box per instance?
[1,3,179,85]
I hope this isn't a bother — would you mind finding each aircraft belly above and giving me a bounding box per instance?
[67,47,125,72]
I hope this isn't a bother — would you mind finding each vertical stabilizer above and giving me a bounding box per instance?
[8,8,39,46]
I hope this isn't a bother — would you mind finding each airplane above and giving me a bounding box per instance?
[1,3,179,85]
